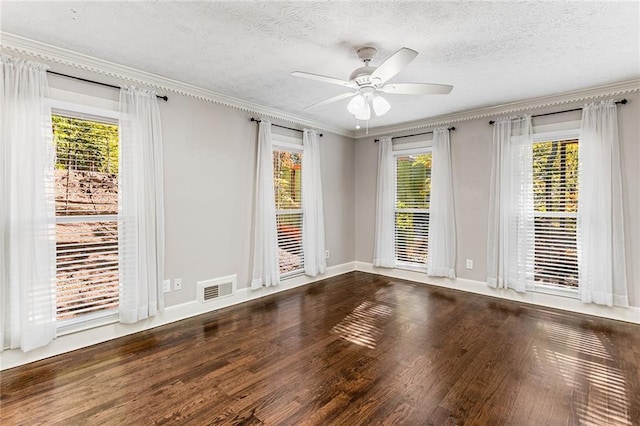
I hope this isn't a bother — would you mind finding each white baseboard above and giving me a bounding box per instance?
[355,261,640,325]
[0,262,356,371]
[4,260,636,370]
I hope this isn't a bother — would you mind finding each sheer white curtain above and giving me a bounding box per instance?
[427,127,456,278]
[578,100,628,307]
[487,116,534,292]
[373,136,395,268]
[118,86,165,324]
[302,129,326,277]
[1,55,56,352]
[251,119,280,289]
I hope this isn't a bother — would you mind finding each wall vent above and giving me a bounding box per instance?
[197,274,236,304]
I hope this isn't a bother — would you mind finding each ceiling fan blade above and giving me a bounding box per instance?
[291,71,356,88]
[378,83,453,95]
[303,92,358,110]
[370,47,418,84]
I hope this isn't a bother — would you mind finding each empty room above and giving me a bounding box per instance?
[1,1,639,424]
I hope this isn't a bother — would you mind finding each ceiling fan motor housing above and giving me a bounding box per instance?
[351,47,380,87]
[350,66,377,86]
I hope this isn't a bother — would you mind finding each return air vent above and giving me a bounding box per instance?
[197,274,236,304]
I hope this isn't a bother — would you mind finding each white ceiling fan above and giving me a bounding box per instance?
[292,47,453,122]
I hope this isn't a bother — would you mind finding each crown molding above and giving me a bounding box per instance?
[3,33,638,141]
[0,32,353,138]
[355,79,640,139]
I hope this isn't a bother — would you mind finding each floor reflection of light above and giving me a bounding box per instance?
[331,301,393,349]
[541,322,613,360]
[374,287,397,304]
[533,322,631,425]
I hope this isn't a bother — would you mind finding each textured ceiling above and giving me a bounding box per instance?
[1,1,639,132]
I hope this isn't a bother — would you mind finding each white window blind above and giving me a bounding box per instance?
[395,151,432,267]
[532,138,579,288]
[273,148,304,276]
[53,113,120,322]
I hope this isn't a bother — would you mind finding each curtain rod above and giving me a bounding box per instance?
[374,126,456,143]
[47,71,169,101]
[250,117,323,137]
[488,99,627,125]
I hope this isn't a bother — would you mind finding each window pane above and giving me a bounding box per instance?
[396,153,432,209]
[533,140,578,213]
[395,211,429,265]
[534,216,578,287]
[532,139,578,288]
[53,115,119,216]
[273,149,304,275]
[277,212,303,274]
[273,150,302,210]
[53,114,120,322]
[395,152,432,267]
[56,221,119,320]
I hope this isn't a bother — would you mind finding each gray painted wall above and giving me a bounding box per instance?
[46,59,640,309]
[161,96,355,306]
[47,63,355,309]
[354,91,640,307]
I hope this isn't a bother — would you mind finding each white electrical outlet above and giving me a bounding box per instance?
[163,279,171,293]
[174,278,182,291]
[466,259,474,269]
[325,250,330,259]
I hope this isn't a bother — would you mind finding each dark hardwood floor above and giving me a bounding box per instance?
[1,271,639,425]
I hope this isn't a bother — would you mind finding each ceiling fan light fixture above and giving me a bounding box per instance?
[372,95,391,116]
[293,46,453,126]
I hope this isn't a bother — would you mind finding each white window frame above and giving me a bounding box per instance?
[393,143,433,270]
[530,124,580,298]
[272,134,305,279]
[48,97,121,330]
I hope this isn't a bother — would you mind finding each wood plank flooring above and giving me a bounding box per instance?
[1,271,639,425]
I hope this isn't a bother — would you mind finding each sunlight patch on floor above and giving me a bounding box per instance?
[331,301,393,349]
[541,322,613,360]
[533,321,630,425]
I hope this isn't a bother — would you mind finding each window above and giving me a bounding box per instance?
[394,150,432,267]
[532,138,579,289]
[273,146,304,276]
[53,111,120,323]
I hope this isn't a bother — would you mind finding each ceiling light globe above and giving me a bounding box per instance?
[355,103,371,120]
[372,95,391,116]
[347,94,365,116]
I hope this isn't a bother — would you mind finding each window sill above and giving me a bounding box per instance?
[532,283,579,299]
[394,263,427,273]
[281,269,305,280]
[57,309,119,337]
